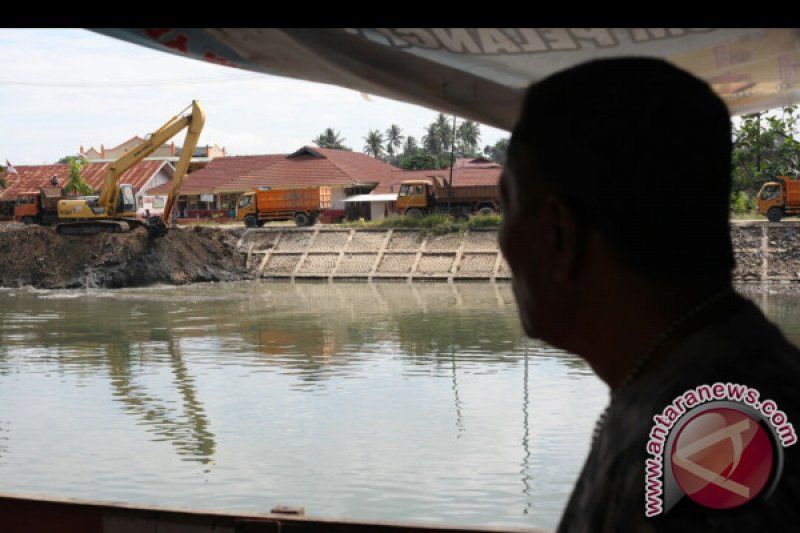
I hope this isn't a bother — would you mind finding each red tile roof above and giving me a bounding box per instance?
[0,160,170,201]
[372,167,502,194]
[218,147,398,192]
[147,154,286,195]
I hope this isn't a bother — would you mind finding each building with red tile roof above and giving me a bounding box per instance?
[148,147,399,219]
[0,161,173,220]
[146,154,287,218]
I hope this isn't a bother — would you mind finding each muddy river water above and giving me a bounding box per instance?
[0,282,796,530]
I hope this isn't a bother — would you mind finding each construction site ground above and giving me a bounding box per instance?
[0,223,252,289]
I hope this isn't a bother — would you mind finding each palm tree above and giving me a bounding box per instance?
[313,128,348,149]
[385,124,405,157]
[457,120,481,156]
[63,157,94,196]
[483,138,509,164]
[403,135,418,155]
[422,123,443,154]
[433,113,454,153]
[363,130,386,159]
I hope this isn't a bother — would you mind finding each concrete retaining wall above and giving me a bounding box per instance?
[236,227,509,282]
[235,222,800,283]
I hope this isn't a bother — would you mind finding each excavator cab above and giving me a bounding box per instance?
[115,184,137,215]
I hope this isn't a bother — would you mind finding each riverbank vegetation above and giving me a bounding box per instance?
[342,213,501,235]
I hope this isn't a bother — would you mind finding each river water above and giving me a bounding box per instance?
[0,282,793,530]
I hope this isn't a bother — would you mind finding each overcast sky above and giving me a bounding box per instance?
[0,28,510,166]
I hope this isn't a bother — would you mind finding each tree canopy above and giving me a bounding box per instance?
[313,128,350,150]
[62,157,94,196]
[363,130,386,159]
[732,107,800,196]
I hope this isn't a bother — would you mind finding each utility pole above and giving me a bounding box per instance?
[448,114,456,212]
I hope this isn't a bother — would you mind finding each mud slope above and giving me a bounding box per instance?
[0,224,252,289]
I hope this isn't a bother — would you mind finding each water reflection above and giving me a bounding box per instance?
[0,281,605,529]
[107,337,215,465]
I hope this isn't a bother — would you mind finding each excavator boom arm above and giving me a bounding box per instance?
[100,101,205,217]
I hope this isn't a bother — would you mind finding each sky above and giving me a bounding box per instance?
[0,29,509,166]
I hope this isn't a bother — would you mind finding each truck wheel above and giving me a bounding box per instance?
[294,212,310,226]
[406,208,424,220]
[244,215,258,228]
[22,216,34,225]
[478,206,495,216]
[767,207,784,223]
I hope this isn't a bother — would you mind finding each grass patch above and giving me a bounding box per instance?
[342,213,501,235]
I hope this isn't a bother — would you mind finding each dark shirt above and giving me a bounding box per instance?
[558,294,800,532]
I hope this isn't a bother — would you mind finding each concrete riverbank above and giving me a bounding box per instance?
[4,220,800,288]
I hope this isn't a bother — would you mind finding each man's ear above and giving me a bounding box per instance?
[542,196,585,282]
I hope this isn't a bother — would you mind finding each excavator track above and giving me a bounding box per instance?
[54,220,131,235]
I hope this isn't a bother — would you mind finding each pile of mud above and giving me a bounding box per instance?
[0,224,253,289]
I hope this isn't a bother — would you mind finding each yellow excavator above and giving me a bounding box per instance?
[55,100,205,238]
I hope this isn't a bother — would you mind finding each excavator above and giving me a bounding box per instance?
[55,100,205,238]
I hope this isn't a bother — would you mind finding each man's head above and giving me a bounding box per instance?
[500,57,734,343]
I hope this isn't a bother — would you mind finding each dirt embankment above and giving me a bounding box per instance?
[0,223,253,289]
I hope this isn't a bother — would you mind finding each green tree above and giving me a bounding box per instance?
[456,120,481,157]
[403,136,418,155]
[62,157,94,196]
[312,128,350,150]
[363,129,386,159]
[483,138,509,164]
[399,151,450,170]
[732,106,800,196]
[0,164,6,189]
[385,124,405,157]
[433,113,453,153]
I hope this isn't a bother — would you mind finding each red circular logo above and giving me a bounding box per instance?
[670,407,774,509]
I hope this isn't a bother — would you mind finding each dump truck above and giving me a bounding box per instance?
[237,186,332,227]
[396,175,499,218]
[756,176,800,222]
[14,187,67,225]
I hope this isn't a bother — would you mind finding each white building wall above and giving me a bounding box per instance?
[331,187,346,209]
[371,202,388,220]
[136,165,174,199]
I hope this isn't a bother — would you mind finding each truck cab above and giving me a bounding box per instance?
[757,176,800,222]
[236,192,257,225]
[14,192,40,224]
[397,180,432,216]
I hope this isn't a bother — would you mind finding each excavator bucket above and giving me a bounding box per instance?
[144,216,169,239]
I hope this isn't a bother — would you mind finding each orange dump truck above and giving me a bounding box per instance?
[757,176,800,222]
[14,187,65,225]
[237,186,332,227]
[397,175,499,218]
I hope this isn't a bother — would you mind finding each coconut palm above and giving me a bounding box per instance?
[457,120,481,156]
[313,128,348,149]
[363,130,386,159]
[433,113,454,153]
[385,124,405,157]
[403,135,418,155]
[422,123,443,154]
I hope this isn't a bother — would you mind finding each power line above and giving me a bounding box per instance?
[0,74,266,88]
